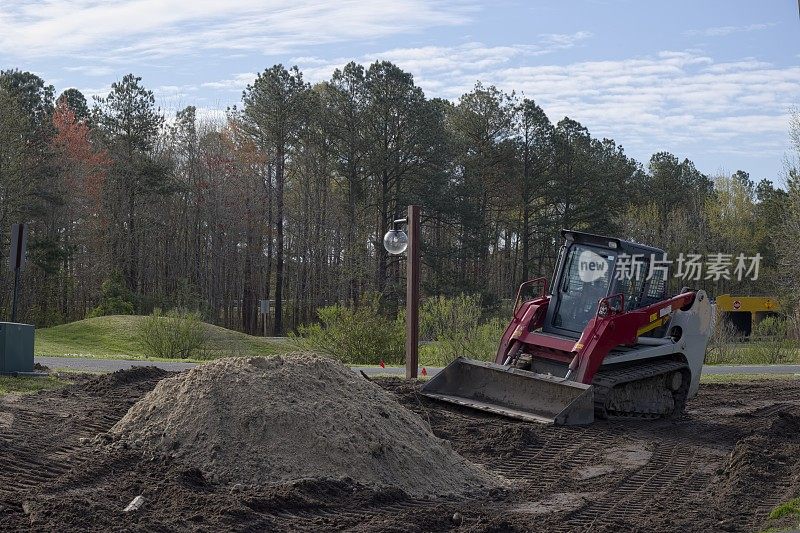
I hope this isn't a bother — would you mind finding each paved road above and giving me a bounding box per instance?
[357,365,800,376]
[36,356,197,373]
[35,356,800,377]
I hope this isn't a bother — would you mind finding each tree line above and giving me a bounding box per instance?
[0,65,795,334]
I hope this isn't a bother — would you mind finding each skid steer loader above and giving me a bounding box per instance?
[421,230,713,425]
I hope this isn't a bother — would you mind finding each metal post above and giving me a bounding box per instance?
[9,223,27,323]
[405,205,421,379]
[11,268,19,323]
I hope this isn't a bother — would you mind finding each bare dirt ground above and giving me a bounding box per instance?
[0,368,799,532]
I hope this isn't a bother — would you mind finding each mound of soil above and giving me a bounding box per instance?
[717,411,800,505]
[110,354,499,497]
[81,366,171,396]
[381,377,540,459]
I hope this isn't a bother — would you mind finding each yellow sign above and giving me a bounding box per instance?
[716,294,780,313]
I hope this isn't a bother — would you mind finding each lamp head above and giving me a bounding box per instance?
[383,229,408,255]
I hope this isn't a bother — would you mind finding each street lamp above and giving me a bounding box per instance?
[383,221,408,255]
[383,206,420,379]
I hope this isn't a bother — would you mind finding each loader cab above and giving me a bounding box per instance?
[543,230,667,338]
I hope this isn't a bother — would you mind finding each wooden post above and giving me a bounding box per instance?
[406,205,421,379]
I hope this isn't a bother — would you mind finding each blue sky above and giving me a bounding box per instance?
[1,0,797,183]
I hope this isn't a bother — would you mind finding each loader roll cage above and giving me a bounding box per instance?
[549,242,617,335]
[513,277,548,317]
[542,230,668,339]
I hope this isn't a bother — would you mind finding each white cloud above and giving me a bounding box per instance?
[365,32,592,72]
[685,22,778,37]
[78,84,113,101]
[64,65,115,77]
[497,57,796,160]
[703,59,773,74]
[193,30,594,94]
[275,44,798,164]
[201,72,257,90]
[539,31,593,49]
[223,31,593,91]
[0,0,473,60]
[193,107,228,127]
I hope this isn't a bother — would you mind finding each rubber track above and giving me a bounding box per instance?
[592,359,689,418]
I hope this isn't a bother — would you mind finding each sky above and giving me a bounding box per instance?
[1,0,798,183]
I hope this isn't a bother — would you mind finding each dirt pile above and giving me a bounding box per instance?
[81,366,170,396]
[383,377,541,459]
[717,410,800,505]
[110,354,500,496]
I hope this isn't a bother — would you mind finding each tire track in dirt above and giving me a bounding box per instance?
[1,372,799,532]
[556,437,708,531]
[0,408,88,512]
[0,368,169,515]
[380,378,800,533]
[551,402,800,532]
[267,497,431,531]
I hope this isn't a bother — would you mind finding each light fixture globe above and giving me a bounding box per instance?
[383,229,408,255]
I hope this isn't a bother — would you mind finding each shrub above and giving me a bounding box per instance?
[137,308,209,359]
[706,315,800,365]
[704,318,738,364]
[295,292,509,367]
[787,312,800,341]
[752,316,788,338]
[294,294,405,365]
[420,294,504,367]
[751,316,797,364]
[420,294,481,340]
[421,318,506,367]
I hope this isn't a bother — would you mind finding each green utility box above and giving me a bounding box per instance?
[0,322,34,374]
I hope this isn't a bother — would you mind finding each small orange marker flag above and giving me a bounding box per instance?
[421,367,428,377]
[379,360,385,368]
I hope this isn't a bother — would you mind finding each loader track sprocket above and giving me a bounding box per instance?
[592,359,690,419]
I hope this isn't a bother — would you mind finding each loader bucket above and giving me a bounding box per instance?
[421,357,595,425]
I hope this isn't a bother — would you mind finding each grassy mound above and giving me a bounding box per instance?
[36,315,297,361]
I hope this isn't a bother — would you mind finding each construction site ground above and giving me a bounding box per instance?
[1,368,799,532]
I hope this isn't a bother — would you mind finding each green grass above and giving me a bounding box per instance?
[705,340,800,366]
[759,496,800,533]
[769,497,800,520]
[700,373,800,384]
[0,375,70,395]
[36,315,298,361]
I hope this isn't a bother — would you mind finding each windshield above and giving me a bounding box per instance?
[552,244,616,333]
